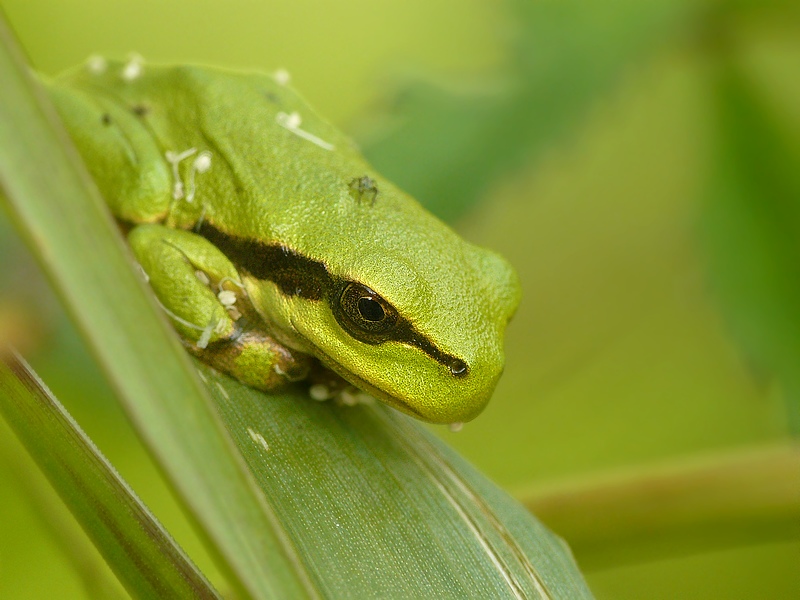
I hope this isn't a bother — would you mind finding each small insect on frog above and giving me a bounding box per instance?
[45,57,521,424]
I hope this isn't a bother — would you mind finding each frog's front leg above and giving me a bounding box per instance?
[128,224,312,390]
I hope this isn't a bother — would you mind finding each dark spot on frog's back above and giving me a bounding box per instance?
[131,104,150,117]
[348,176,378,205]
[101,113,112,126]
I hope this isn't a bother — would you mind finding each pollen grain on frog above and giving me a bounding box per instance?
[339,389,358,406]
[165,147,197,200]
[121,53,144,81]
[187,151,212,202]
[275,111,335,151]
[309,383,331,401]
[273,68,291,86]
[247,427,270,452]
[86,54,107,74]
[217,290,237,307]
[193,204,208,232]
[195,270,211,286]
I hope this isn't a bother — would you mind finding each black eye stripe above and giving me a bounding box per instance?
[197,221,331,299]
[196,222,468,377]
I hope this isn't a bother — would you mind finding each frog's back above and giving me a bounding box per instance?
[47,59,364,233]
[47,60,177,223]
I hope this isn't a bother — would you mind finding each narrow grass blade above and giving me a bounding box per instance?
[0,350,220,599]
[0,13,315,599]
[0,419,127,599]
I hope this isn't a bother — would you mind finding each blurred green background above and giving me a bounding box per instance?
[1,0,799,598]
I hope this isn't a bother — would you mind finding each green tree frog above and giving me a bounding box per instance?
[45,57,521,424]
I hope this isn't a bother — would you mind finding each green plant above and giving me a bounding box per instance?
[1,0,799,597]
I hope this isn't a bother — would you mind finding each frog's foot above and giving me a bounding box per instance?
[192,327,312,391]
[128,223,310,389]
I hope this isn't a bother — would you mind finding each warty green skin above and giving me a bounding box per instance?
[46,60,521,424]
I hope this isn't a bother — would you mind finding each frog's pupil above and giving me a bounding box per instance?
[358,297,385,322]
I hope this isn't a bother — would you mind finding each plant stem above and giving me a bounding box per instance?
[517,442,800,568]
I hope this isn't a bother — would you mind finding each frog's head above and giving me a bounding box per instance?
[176,72,520,422]
[236,172,520,424]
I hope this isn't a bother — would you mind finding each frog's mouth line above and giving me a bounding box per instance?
[321,358,425,420]
[288,318,424,419]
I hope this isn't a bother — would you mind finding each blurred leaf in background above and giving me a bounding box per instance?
[362,0,701,221]
[703,48,800,431]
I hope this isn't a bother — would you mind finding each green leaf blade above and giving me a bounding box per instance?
[703,60,800,431]
[204,365,593,599]
[0,351,220,599]
[0,14,316,599]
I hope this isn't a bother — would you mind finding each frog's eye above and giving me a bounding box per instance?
[336,283,398,340]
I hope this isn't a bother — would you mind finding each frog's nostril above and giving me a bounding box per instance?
[448,358,468,377]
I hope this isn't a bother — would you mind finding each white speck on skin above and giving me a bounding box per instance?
[339,389,359,406]
[86,55,107,74]
[279,111,302,129]
[197,370,208,384]
[213,317,229,335]
[214,381,231,401]
[186,151,212,202]
[247,427,270,452]
[194,204,207,231]
[274,68,290,85]
[197,323,213,349]
[275,111,335,151]
[165,148,197,200]
[121,53,144,81]
[309,384,331,401]
[195,270,211,286]
[197,313,225,349]
[449,422,464,433]
[217,290,237,307]
[193,152,212,173]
